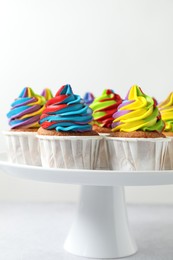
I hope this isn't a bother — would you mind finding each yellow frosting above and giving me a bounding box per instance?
[158,92,173,132]
[112,85,164,132]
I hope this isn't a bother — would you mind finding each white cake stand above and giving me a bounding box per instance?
[0,153,173,259]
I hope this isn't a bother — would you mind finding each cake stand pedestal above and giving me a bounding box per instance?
[64,186,136,258]
[0,154,173,259]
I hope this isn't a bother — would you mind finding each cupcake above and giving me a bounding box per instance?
[158,92,173,169]
[106,85,169,171]
[158,92,173,137]
[37,84,101,169]
[4,87,46,165]
[83,92,95,105]
[41,88,53,101]
[90,89,122,134]
[89,89,122,169]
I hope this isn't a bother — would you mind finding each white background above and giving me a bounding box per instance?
[0,0,173,203]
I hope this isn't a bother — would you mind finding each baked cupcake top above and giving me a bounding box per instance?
[39,84,93,132]
[111,85,164,133]
[83,92,95,105]
[89,89,122,128]
[7,87,46,129]
[158,92,173,132]
[41,88,53,101]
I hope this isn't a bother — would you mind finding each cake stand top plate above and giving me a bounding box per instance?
[0,153,173,186]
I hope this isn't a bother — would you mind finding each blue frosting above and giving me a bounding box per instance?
[40,84,93,132]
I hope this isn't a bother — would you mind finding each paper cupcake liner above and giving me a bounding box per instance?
[95,135,110,170]
[163,137,173,170]
[106,137,170,171]
[37,135,102,169]
[3,131,42,166]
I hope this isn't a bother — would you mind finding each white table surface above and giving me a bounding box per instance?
[0,202,172,260]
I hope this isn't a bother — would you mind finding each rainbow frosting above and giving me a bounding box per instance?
[158,92,173,132]
[83,92,95,105]
[39,84,93,132]
[89,89,122,128]
[112,85,164,132]
[41,88,53,101]
[7,87,46,129]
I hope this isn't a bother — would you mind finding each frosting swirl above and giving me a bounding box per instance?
[7,87,46,129]
[89,89,122,128]
[39,84,93,132]
[41,88,53,101]
[112,85,164,132]
[158,92,173,132]
[83,92,95,105]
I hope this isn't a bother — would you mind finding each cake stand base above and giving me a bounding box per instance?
[64,186,137,259]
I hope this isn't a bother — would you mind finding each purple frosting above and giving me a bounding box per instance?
[9,115,41,129]
[118,100,134,109]
[9,105,42,120]
[112,110,131,118]
[12,97,37,108]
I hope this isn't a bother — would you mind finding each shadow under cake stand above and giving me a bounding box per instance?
[0,153,173,259]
